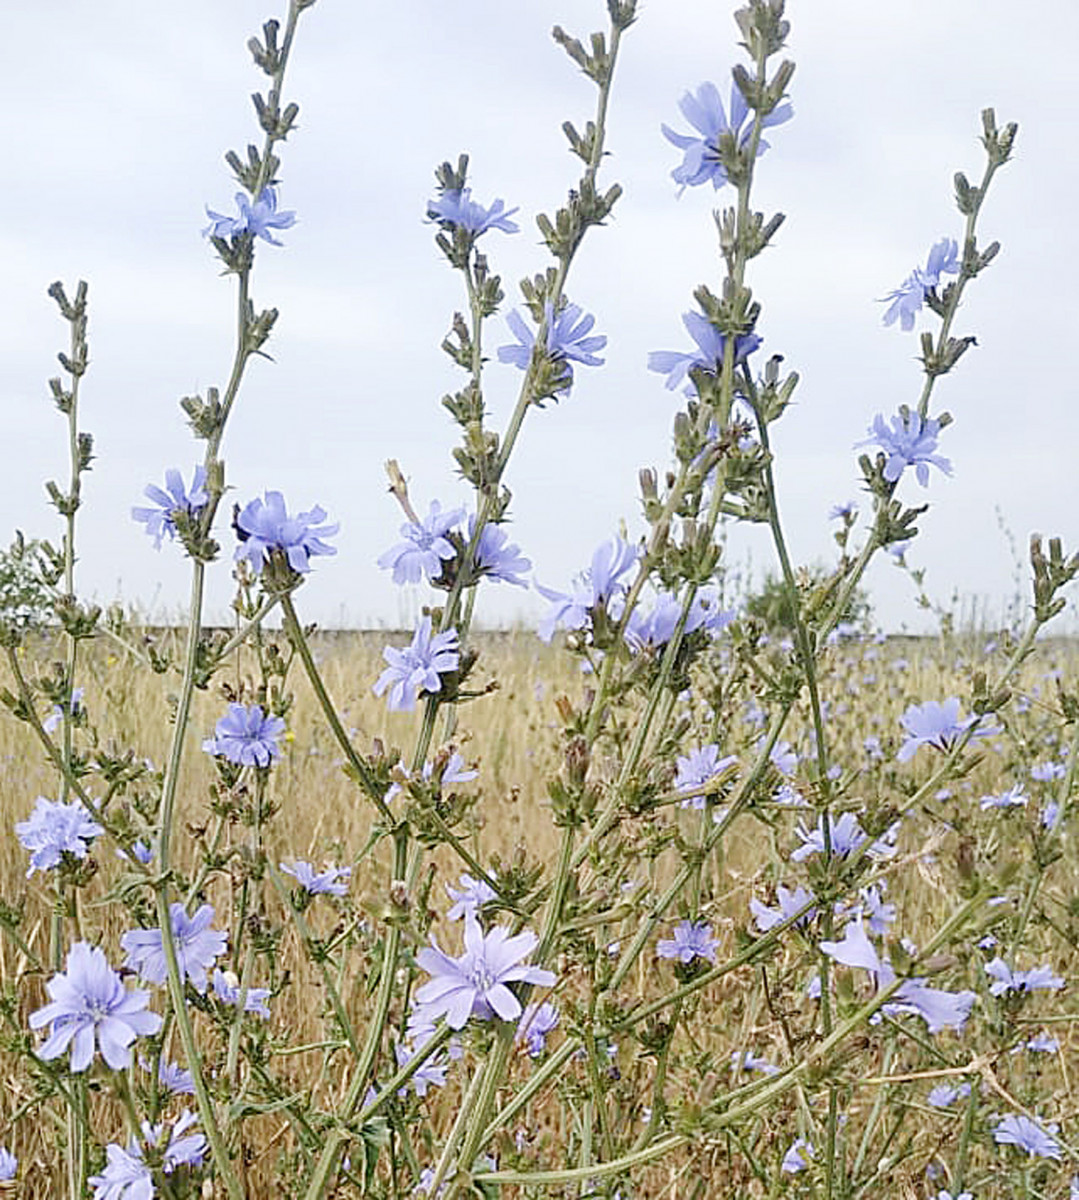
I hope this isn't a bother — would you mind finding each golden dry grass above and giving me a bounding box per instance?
[1,626,1077,1196]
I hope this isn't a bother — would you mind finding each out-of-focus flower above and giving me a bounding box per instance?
[30,942,162,1072]
[1031,761,1066,782]
[730,1050,779,1076]
[662,80,792,192]
[132,467,208,549]
[0,1147,15,1181]
[202,703,285,768]
[657,920,718,965]
[881,238,960,331]
[829,501,857,521]
[858,411,952,487]
[897,698,987,762]
[750,884,815,933]
[1022,1032,1059,1053]
[413,915,555,1030]
[979,785,1027,810]
[204,185,296,245]
[394,1038,447,1098]
[781,1138,814,1174]
[373,616,460,712]
[927,1083,971,1108]
[993,1113,1062,1159]
[984,958,1064,997]
[280,860,351,896]
[156,1059,196,1096]
[470,516,531,587]
[88,1143,150,1200]
[212,968,271,1018]
[42,686,85,734]
[498,302,606,394]
[516,1000,560,1057]
[234,491,338,576]
[16,796,103,877]
[674,744,738,809]
[427,188,519,236]
[378,501,464,586]
[121,903,227,994]
[648,308,762,392]
[445,874,497,921]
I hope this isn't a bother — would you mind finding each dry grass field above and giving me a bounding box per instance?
[1,624,1077,1196]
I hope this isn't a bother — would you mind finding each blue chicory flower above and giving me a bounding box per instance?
[750,884,816,933]
[373,616,460,712]
[791,811,897,862]
[203,185,296,245]
[781,1138,814,1174]
[89,1111,206,1200]
[212,968,271,1018]
[16,796,103,878]
[394,1038,448,1098]
[0,1147,14,1181]
[29,942,163,1072]
[984,958,1064,997]
[157,1059,196,1096]
[234,491,338,576]
[857,410,953,487]
[897,698,989,762]
[820,920,976,1034]
[497,302,606,394]
[413,914,556,1030]
[378,501,464,585]
[881,238,960,331]
[993,1113,1062,1160]
[730,1050,779,1076]
[42,686,84,734]
[202,702,285,768]
[132,467,209,550]
[657,919,718,965]
[662,80,792,193]
[648,308,762,393]
[927,1083,971,1108]
[1031,761,1066,782]
[828,500,857,521]
[426,188,519,236]
[280,860,351,896]
[445,873,497,921]
[535,535,639,642]
[516,1000,560,1057]
[674,744,738,809]
[121,902,227,994]
[470,516,531,587]
[979,785,1027,810]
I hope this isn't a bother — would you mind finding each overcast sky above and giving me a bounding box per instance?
[1,1,1076,634]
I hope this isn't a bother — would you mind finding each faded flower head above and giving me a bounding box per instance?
[132,467,208,550]
[662,80,792,193]
[204,185,296,245]
[202,702,286,768]
[234,491,338,577]
[16,796,103,877]
[857,410,952,487]
[413,914,556,1030]
[29,941,162,1072]
[121,903,227,994]
[373,616,460,712]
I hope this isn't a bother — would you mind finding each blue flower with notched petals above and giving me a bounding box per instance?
[881,237,959,331]
[16,796,103,878]
[280,860,351,897]
[649,308,761,394]
[657,920,718,965]
[212,968,271,1018]
[234,491,338,576]
[498,302,606,394]
[132,467,208,549]
[662,80,792,193]
[993,1113,1062,1160]
[29,941,163,1072]
[378,500,464,585]
[203,703,285,768]
[427,188,519,236]
[203,186,296,245]
[121,903,227,994]
[373,616,460,712]
[857,410,952,487]
[470,516,531,587]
